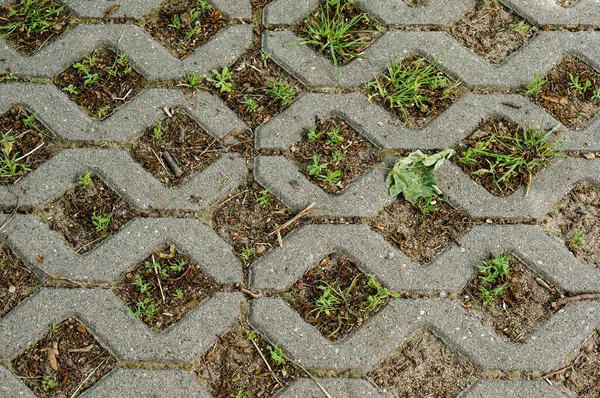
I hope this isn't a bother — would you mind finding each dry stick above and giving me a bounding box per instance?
[39,269,84,286]
[240,288,260,298]
[541,364,573,380]
[162,150,183,177]
[248,337,284,387]
[554,293,600,307]
[14,142,44,162]
[152,254,166,303]
[269,202,316,237]
[218,189,249,207]
[70,357,109,398]
[114,88,132,101]
[151,148,169,175]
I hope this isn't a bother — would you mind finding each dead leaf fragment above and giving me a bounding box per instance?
[47,341,59,371]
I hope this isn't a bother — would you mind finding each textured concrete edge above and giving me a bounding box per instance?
[274,378,384,398]
[458,379,568,398]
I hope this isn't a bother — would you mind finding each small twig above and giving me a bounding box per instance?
[249,338,284,387]
[162,150,183,177]
[163,106,173,118]
[15,142,44,162]
[70,357,108,398]
[240,288,260,298]
[269,202,315,236]
[502,101,522,109]
[553,293,600,307]
[152,254,166,303]
[277,230,283,248]
[151,148,169,175]
[218,190,249,207]
[541,364,573,379]
[165,266,191,283]
[39,269,84,286]
[535,277,553,292]
[287,358,332,398]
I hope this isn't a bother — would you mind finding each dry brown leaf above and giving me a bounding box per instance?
[47,341,59,371]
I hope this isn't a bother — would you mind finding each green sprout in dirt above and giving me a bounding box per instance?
[150,121,165,142]
[386,149,454,214]
[127,298,160,321]
[173,288,183,299]
[269,345,286,365]
[243,96,259,113]
[96,105,109,119]
[231,390,248,398]
[509,20,530,35]
[182,72,203,90]
[22,112,36,129]
[266,80,296,106]
[331,150,345,164]
[132,277,151,295]
[63,84,78,95]
[0,132,30,181]
[318,169,341,185]
[307,155,328,178]
[0,73,17,82]
[366,56,457,120]
[169,259,187,272]
[246,330,257,341]
[77,171,92,185]
[524,73,546,99]
[50,323,59,332]
[168,14,183,30]
[592,89,600,102]
[325,128,344,146]
[41,375,59,391]
[91,212,112,232]
[477,254,510,305]
[207,67,233,93]
[363,274,400,310]
[255,186,273,206]
[568,73,592,95]
[145,261,169,279]
[239,246,255,262]
[570,230,583,246]
[0,0,67,38]
[307,125,324,142]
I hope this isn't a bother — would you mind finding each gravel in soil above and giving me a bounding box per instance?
[212,181,294,264]
[131,107,224,187]
[541,181,600,267]
[0,0,72,55]
[461,253,560,343]
[0,246,38,317]
[450,1,536,65]
[366,199,472,265]
[532,56,600,130]
[0,106,54,184]
[36,174,135,254]
[285,253,395,341]
[142,0,228,59]
[53,48,146,120]
[115,244,220,332]
[12,318,116,397]
[286,116,381,195]
[367,330,478,398]
[195,322,296,398]
[552,331,600,397]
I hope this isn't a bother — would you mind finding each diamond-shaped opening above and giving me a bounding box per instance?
[455,116,564,197]
[0,106,55,185]
[37,173,136,254]
[365,55,461,129]
[527,56,600,130]
[11,318,116,397]
[53,47,147,120]
[368,330,478,397]
[547,331,600,396]
[114,244,219,332]
[450,1,536,65]
[367,198,473,265]
[287,116,381,195]
[284,253,395,341]
[142,0,228,59]
[195,321,296,397]
[556,0,580,8]
[541,181,600,268]
[293,0,380,67]
[461,253,561,342]
[0,0,72,55]
[212,181,294,265]
[0,245,39,317]
[131,107,224,187]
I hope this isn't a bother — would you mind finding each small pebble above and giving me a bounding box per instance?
[8,285,16,294]
[583,153,595,160]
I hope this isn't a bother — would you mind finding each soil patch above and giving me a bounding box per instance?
[461,253,560,342]
[53,48,146,119]
[131,107,224,187]
[0,246,38,317]
[115,244,220,332]
[367,330,478,398]
[12,318,116,397]
[456,117,564,197]
[0,0,72,55]
[366,199,472,265]
[36,174,135,254]
[532,56,600,130]
[556,0,579,7]
[0,106,54,184]
[285,253,396,341]
[142,0,228,59]
[450,1,536,65]
[286,116,381,195]
[212,181,294,264]
[552,331,600,397]
[404,0,425,7]
[541,181,600,267]
[195,322,297,398]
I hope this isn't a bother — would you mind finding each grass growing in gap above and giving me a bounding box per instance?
[477,254,510,305]
[0,132,30,181]
[0,0,66,38]
[266,80,296,106]
[524,73,546,99]
[207,67,233,93]
[568,73,592,95]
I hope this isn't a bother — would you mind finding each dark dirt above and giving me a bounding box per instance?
[286,116,381,195]
[0,0,72,55]
[456,117,563,197]
[541,181,600,267]
[131,107,224,187]
[212,181,295,264]
[450,1,536,65]
[286,253,394,341]
[0,246,38,317]
[552,331,600,397]
[366,199,473,265]
[366,56,460,129]
[294,0,379,66]
[556,0,580,7]
[0,106,54,184]
[53,48,146,119]
[195,321,297,398]
[12,318,116,397]
[36,174,135,254]
[533,56,600,130]
[115,244,220,332]
[461,253,560,342]
[142,0,228,59]
[404,0,425,7]
[367,330,478,398]
[250,0,274,12]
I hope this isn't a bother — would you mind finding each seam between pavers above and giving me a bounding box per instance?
[500,0,600,26]
[0,84,248,142]
[250,297,600,372]
[262,30,600,88]
[0,23,253,79]
[250,224,600,294]
[0,288,243,363]
[275,378,385,398]
[0,215,243,282]
[1,148,247,210]
[458,379,568,398]
[256,92,600,151]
